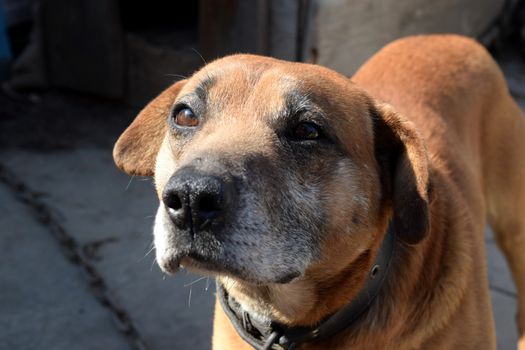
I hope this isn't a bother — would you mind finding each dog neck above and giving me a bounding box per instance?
[217,223,396,350]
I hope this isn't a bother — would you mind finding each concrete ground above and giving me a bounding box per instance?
[0,43,523,350]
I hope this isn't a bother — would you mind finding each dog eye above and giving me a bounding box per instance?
[174,107,199,127]
[290,122,321,140]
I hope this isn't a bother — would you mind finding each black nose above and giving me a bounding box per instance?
[162,167,232,232]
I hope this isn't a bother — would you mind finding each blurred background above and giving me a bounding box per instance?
[0,0,523,349]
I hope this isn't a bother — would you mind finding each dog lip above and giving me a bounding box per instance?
[185,253,217,270]
[159,255,182,275]
[180,255,225,277]
[181,255,302,285]
[273,271,301,284]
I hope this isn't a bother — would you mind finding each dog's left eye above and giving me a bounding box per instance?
[290,122,322,140]
[173,107,199,127]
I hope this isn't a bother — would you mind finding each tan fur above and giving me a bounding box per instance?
[113,35,525,349]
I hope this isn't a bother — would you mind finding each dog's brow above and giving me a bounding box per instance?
[194,75,216,101]
[267,90,326,128]
[284,90,319,116]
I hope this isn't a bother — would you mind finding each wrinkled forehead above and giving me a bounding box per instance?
[182,57,301,118]
[180,55,369,118]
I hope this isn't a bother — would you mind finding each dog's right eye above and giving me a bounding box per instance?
[289,122,323,141]
[173,107,199,128]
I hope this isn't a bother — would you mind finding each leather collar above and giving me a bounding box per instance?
[217,222,396,350]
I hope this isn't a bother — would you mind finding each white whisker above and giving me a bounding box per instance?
[125,175,135,191]
[139,245,156,262]
[184,276,207,287]
[191,47,207,66]
[205,277,211,291]
[166,73,188,80]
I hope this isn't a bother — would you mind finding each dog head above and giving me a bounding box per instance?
[114,54,430,322]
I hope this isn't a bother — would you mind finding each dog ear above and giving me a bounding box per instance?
[113,80,187,176]
[372,102,431,244]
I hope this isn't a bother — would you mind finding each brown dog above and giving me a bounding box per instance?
[113,35,525,349]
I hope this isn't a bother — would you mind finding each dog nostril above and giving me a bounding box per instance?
[166,193,183,211]
[197,194,222,215]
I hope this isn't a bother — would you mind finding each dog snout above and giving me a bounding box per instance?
[162,167,233,232]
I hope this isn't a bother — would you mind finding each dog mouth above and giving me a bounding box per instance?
[154,204,310,285]
[158,248,301,285]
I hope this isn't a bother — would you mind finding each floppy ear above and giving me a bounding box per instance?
[113,80,187,176]
[372,102,431,244]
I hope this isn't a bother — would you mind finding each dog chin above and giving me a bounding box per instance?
[179,255,301,285]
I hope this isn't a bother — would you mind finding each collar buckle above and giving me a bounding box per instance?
[261,331,281,350]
